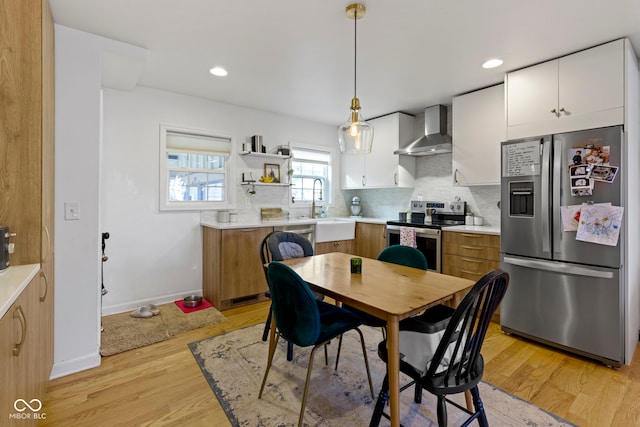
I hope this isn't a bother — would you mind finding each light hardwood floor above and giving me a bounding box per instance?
[40,301,640,426]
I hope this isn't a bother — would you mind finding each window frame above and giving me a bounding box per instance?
[288,142,337,209]
[159,124,236,211]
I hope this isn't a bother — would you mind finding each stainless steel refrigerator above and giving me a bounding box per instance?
[500,125,625,367]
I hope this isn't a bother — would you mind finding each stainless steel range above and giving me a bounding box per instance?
[386,200,466,272]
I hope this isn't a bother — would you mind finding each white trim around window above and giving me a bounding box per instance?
[159,124,236,211]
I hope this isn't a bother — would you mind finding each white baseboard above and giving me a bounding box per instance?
[101,289,202,316]
[50,351,101,380]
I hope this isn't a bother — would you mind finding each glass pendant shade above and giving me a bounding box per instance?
[338,99,374,154]
[339,4,373,154]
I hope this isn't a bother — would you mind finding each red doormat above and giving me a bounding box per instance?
[174,297,214,314]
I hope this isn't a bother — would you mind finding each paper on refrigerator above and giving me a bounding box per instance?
[575,203,624,246]
[560,203,611,231]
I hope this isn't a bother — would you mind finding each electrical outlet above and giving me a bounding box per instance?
[64,202,80,220]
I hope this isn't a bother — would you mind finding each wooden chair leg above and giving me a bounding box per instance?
[464,390,473,411]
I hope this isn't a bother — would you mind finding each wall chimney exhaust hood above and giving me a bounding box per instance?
[394,105,451,156]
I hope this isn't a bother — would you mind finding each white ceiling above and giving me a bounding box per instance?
[49,0,640,126]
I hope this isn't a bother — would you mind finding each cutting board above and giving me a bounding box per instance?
[261,208,283,220]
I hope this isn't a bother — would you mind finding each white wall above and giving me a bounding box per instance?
[53,26,145,378]
[54,26,340,377]
[100,87,338,314]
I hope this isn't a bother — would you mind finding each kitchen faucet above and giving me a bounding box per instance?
[312,178,323,218]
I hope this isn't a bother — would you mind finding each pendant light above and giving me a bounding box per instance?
[338,3,374,154]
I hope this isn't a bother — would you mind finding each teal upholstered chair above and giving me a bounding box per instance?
[370,269,509,427]
[259,261,374,427]
[260,231,323,361]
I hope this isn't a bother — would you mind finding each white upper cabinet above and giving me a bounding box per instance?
[341,112,415,189]
[507,39,624,139]
[452,84,505,186]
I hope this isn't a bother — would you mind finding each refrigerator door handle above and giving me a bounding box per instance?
[552,138,563,255]
[503,255,614,279]
[541,139,551,254]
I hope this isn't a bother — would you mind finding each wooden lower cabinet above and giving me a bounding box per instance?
[0,274,49,426]
[354,222,387,259]
[315,240,354,255]
[442,231,501,319]
[203,226,273,310]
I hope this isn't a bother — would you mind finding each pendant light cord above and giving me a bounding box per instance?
[353,8,357,100]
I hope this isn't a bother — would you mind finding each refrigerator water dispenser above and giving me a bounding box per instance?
[509,181,534,217]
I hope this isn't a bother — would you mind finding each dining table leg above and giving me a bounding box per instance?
[386,315,400,427]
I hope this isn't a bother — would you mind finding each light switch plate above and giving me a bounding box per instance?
[64,202,80,220]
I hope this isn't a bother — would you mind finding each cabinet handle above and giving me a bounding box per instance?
[454,169,458,184]
[461,258,483,264]
[551,108,557,114]
[362,176,366,186]
[239,229,260,232]
[559,107,566,113]
[394,172,398,185]
[42,225,51,264]
[460,269,483,277]
[461,245,482,251]
[13,305,27,357]
[40,271,48,302]
[461,233,481,238]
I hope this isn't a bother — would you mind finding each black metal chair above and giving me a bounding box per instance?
[259,261,374,427]
[259,231,323,361]
[369,269,509,427]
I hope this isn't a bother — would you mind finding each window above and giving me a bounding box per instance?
[160,125,233,210]
[290,147,331,204]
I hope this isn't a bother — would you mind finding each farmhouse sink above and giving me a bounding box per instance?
[315,218,356,243]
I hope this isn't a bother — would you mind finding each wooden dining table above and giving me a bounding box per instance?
[278,252,474,427]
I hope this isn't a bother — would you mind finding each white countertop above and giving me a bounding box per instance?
[201,216,391,229]
[444,225,501,236]
[0,264,40,318]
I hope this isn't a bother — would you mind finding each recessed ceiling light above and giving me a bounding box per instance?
[209,67,228,77]
[482,58,503,69]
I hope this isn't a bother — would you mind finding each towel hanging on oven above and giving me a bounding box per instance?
[400,227,417,248]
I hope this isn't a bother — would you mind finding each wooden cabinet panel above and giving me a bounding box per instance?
[203,226,273,310]
[0,0,54,417]
[0,276,44,426]
[442,231,501,320]
[354,222,386,259]
[315,240,354,255]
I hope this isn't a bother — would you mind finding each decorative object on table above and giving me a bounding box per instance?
[263,163,280,183]
[338,4,374,154]
[100,301,226,356]
[350,257,362,274]
[189,323,575,427]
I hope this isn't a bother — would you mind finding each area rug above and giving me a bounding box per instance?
[189,324,576,426]
[101,302,226,356]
